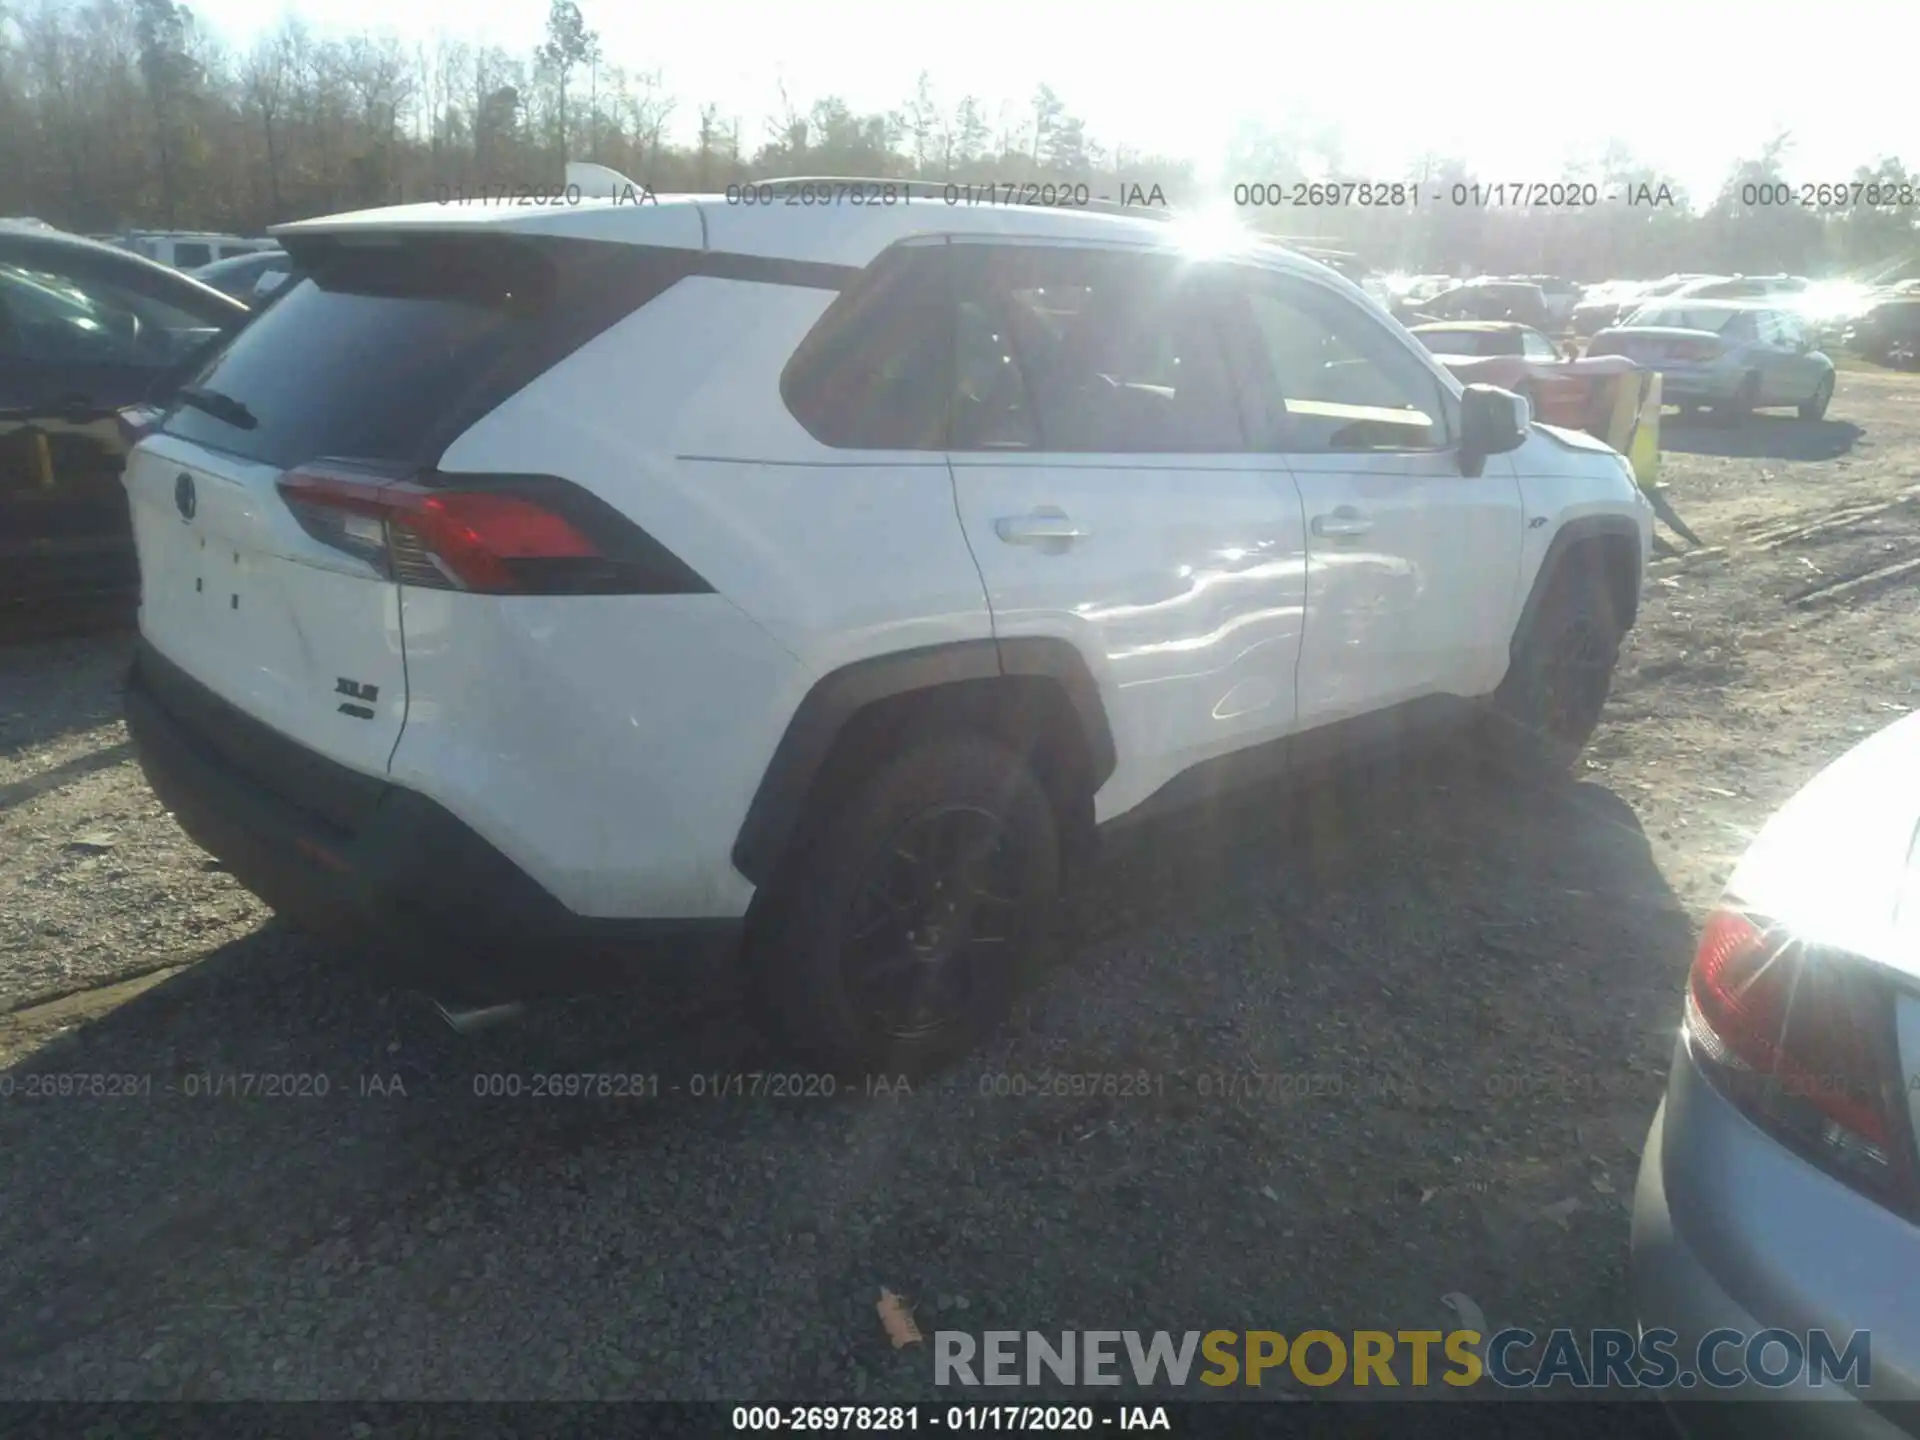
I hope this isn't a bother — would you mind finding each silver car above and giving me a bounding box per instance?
[1589,300,1835,420]
[1632,709,1920,1437]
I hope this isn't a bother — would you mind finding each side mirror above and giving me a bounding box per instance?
[1459,383,1528,476]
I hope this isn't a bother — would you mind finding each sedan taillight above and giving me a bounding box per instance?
[1684,906,1915,1211]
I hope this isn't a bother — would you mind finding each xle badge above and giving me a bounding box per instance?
[336,677,379,720]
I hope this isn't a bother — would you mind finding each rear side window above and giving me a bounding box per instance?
[172,243,212,269]
[949,245,1244,454]
[162,235,693,470]
[781,246,953,450]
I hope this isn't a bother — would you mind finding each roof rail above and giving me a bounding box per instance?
[753,176,1178,223]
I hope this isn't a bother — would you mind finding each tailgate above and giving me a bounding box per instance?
[126,431,406,774]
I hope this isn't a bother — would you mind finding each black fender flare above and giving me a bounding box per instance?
[730,636,1116,887]
[1510,515,1644,659]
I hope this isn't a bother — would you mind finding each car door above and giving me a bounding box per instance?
[1218,264,1526,737]
[1770,311,1826,402]
[0,243,244,610]
[944,238,1310,821]
[1751,310,1804,404]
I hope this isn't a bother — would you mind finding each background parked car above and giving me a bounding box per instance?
[1844,298,1920,368]
[1513,274,1582,327]
[1589,299,1834,421]
[191,248,292,305]
[1571,275,1709,336]
[114,231,276,270]
[1668,273,1808,301]
[0,226,249,624]
[1632,706,1920,1433]
[1398,280,1554,330]
[1410,320,1639,431]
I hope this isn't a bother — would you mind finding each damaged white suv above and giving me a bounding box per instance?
[122,171,1652,1074]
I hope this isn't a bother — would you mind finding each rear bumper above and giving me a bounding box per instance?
[1630,1047,1920,1439]
[1654,365,1741,404]
[124,638,743,1001]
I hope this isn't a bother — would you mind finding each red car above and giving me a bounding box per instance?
[1410,321,1638,431]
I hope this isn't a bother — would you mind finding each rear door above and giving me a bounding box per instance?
[945,239,1309,818]
[125,234,583,774]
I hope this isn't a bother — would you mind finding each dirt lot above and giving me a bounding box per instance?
[2,369,1917,1412]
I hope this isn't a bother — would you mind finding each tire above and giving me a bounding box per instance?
[748,732,1061,1078]
[1488,562,1624,774]
[1798,371,1834,421]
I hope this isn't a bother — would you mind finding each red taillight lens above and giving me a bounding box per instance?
[1684,905,1910,1203]
[277,463,602,594]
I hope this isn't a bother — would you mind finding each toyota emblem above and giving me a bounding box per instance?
[174,472,196,521]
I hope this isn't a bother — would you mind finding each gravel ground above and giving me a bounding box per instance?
[2,369,1918,1414]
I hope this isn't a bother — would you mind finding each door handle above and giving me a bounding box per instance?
[994,511,1093,545]
[1310,510,1374,538]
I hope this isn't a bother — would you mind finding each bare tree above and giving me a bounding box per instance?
[535,0,599,165]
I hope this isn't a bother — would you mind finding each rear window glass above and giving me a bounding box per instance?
[160,236,674,470]
[1418,329,1501,356]
[1630,307,1741,333]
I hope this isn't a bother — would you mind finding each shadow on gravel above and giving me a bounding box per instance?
[1660,413,1863,462]
[0,632,135,757]
[0,741,133,812]
[0,734,1695,1403]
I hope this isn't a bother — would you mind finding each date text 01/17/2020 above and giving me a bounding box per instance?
[722,181,1171,210]
[729,1405,1172,1431]
[1230,179,1680,209]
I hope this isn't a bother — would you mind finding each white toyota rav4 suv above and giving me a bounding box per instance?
[121,173,1653,1075]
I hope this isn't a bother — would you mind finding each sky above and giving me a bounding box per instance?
[184,0,1917,201]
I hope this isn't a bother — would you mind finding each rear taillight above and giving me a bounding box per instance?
[1684,905,1913,1208]
[276,461,708,596]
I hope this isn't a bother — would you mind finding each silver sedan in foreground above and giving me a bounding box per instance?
[1633,709,1920,1437]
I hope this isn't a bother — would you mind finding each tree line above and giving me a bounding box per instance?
[2,0,1916,283]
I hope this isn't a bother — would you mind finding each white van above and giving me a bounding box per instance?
[118,232,276,270]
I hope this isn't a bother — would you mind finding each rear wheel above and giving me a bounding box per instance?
[1798,371,1834,420]
[749,733,1061,1078]
[1488,563,1624,774]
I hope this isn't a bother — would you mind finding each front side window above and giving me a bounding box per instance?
[948,245,1245,454]
[1229,270,1451,454]
[1521,329,1560,361]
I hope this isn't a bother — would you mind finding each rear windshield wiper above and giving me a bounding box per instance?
[175,385,258,431]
